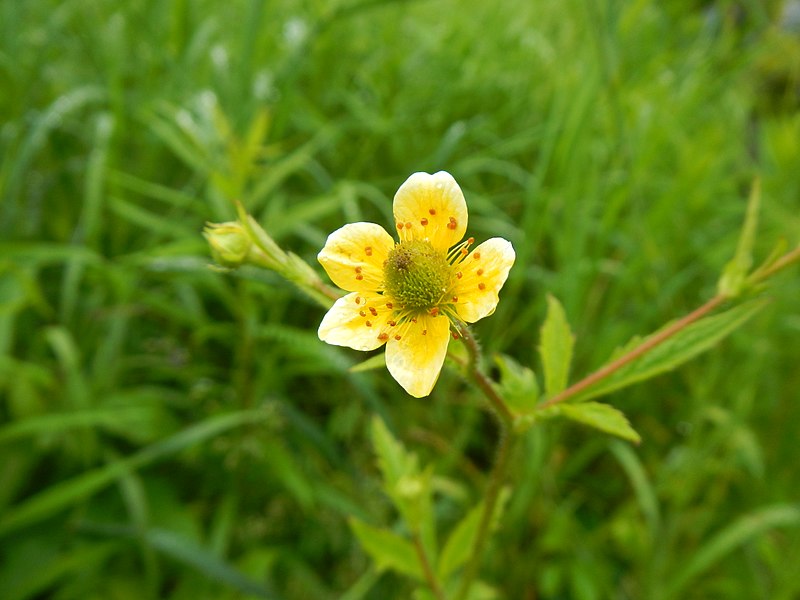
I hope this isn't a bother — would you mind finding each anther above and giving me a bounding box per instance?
[452,332,460,340]
[365,246,373,256]
[386,302,393,309]
[411,317,417,323]
[460,248,468,257]
[478,282,486,291]
[420,218,428,226]
[452,296,458,303]
[467,237,474,244]
[388,320,396,326]
[378,333,389,341]
[369,307,378,316]
[429,208,436,215]
[447,216,457,230]
[430,307,439,317]
[477,268,484,276]
[359,310,366,317]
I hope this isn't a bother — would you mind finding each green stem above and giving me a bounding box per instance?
[539,294,726,409]
[412,533,446,600]
[455,320,513,425]
[453,424,512,600]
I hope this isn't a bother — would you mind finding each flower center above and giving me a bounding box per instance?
[383,240,451,310]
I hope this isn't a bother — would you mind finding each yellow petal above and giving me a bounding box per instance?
[318,292,394,351]
[454,238,515,323]
[385,312,451,397]
[318,223,395,292]
[393,171,467,252]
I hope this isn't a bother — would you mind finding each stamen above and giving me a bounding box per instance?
[452,296,458,303]
[467,237,474,244]
[460,248,468,257]
[388,320,396,327]
[386,302,393,309]
[478,282,486,291]
[411,317,417,323]
[430,307,439,317]
[452,332,460,339]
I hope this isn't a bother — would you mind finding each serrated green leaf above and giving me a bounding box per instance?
[349,518,424,581]
[560,403,641,443]
[571,300,767,403]
[437,488,510,582]
[718,178,760,297]
[539,295,574,396]
[370,416,415,488]
[494,354,540,415]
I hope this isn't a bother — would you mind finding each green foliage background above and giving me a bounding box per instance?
[1,0,799,598]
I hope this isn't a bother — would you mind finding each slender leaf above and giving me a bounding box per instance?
[0,410,268,537]
[349,518,424,581]
[560,402,641,444]
[539,294,574,396]
[664,504,800,599]
[571,300,767,403]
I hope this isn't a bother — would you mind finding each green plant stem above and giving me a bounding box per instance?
[412,533,446,600]
[748,244,800,285]
[453,424,512,600]
[455,320,514,425]
[539,293,727,409]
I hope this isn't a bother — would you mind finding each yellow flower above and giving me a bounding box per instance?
[317,171,515,397]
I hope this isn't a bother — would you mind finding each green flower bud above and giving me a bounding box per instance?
[203,221,252,268]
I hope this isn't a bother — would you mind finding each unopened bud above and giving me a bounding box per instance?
[203,222,252,268]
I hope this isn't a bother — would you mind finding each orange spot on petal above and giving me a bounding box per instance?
[365,320,372,327]
[365,246,373,256]
[378,333,389,341]
[404,221,412,229]
[478,282,486,291]
[394,335,402,341]
[477,268,484,276]
[422,329,427,335]
[369,307,378,316]
[355,274,364,280]
[429,208,436,215]
[359,310,366,317]
[420,218,428,226]
[430,307,439,317]
[474,252,481,259]
[386,302,393,309]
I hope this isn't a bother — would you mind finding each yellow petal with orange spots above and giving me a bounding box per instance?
[454,238,515,323]
[385,312,451,397]
[393,171,467,252]
[318,223,395,292]
[318,292,394,351]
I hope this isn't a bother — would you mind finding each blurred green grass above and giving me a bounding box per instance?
[1,0,799,598]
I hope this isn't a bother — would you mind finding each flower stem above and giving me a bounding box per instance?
[453,424,512,600]
[538,294,727,409]
[455,320,514,425]
[412,533,446,600]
